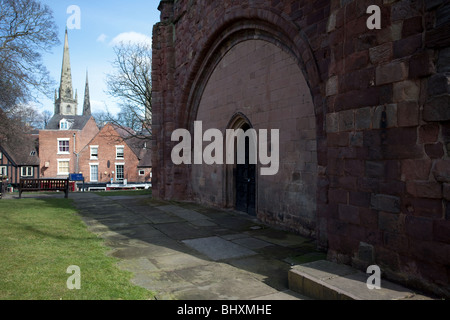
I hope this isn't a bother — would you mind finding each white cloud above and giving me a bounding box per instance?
[109,31,152,47]
[97,33,108,43]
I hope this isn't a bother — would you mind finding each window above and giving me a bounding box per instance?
[0,166,7,176]
[21,167,33,177]
[90,165,99,182]
[30,151,36,156]
[58,139,70,154]
[116,146,124,159]
[0,152,2,160]
[139,170,145,176]
[57,160,70,175]
[60,119,69,130]
[90,146,99,160]
[116,165,124,182]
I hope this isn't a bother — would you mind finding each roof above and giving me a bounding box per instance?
[45,114,94,130]
[138,147,152,168]
[0,135,40,166]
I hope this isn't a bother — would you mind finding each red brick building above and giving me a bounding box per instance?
[39,30,151,186]
[152,0,450,298]
[78,123,152,185]
[39,115,99,179]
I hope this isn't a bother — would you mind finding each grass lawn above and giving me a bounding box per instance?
[95,189,152,197]
[0,198,155,300]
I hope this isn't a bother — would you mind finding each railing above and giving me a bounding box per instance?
[19,178,70,199]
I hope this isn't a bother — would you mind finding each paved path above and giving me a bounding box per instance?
[69,192,322,300]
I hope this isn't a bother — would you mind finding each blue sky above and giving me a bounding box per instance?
[38,0,160,116]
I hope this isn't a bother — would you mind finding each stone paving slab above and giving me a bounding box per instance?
[182,236,257,261]
[68,192,327,300]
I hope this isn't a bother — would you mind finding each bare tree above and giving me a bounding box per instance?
[0,0,59,112]
[105,42,152,137]
[41,110,52,128]
[0,0,59,148]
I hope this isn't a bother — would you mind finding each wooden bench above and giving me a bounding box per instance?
[19,178,70,199]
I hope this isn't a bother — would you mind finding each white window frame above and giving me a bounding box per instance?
[57,159,70,176]
[57,138,70,155]
[139,170,145,176]
[90,164,99,182]
[115,164,125,182]
[21,167,33,177]
[0,166,7,176]
[60,119,69,130]
[90,146,99,160]
[116,146,125,160]
[0,152,2,160]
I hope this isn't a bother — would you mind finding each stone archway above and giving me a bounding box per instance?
[192,39,318,236]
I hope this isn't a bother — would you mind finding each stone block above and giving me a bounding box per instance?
[328,132,349,147]
[419,124,440,144]
[366,161,385,178]
[376,61,408,86]
[443,183,450,201]
[393,34,422,58]
[345,50,369,72]
[338,110,354,131]
[371,194,401,213]
[393,80,420,102]
[355,107,372,130]
[402,16,423,38]
[373,104,397,129]
[326,75,339,96]
[338,204,360,225]
[409,51,435,79]
[397,101,419,127]
[436,3,450,27]
[427,73,450,96]
[406,216,434,241]
[328,188,348,205]
[423,94,450,121]
[425,143,445,159]
[376,21,403,43]
[326,113,339,133]
[349,191,371,207]
[349,131,363,147]
[378,211,404,233]
[437,48,450,72]
[433,220,450,243]
[432,159,450,182]
[369,42,393,65]
[406,181,443,199]
[401,159,432,181]
[357,242,374,264]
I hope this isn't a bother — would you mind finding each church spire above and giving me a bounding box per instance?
[83,70,91,116]
[55,28,78,116]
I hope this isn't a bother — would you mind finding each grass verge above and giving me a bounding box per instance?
[0,198,155,300]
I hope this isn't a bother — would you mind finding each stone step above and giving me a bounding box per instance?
[288,260,434,300]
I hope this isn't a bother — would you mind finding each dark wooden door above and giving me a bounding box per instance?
[235,126,256,216]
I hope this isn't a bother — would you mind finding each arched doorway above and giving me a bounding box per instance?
[234,122,256,216]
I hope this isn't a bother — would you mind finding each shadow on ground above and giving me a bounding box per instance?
[14,192,326,300]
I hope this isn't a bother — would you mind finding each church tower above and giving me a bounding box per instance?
[54,29,78,116]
